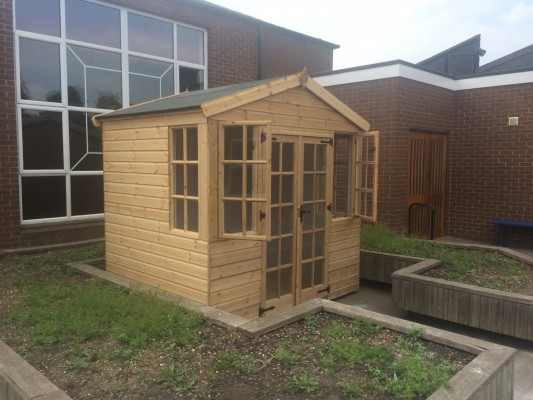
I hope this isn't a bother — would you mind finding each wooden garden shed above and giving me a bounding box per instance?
[93,70,378,319]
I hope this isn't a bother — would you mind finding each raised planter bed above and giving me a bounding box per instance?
[360,249,423,284]
[392,257,533,341]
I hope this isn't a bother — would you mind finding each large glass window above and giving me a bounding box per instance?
[171,127,199,233]
[15,0,207,223]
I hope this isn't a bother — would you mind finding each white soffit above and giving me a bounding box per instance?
[315,64,533,92]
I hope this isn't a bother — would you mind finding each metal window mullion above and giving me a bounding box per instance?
[120,9,129,108]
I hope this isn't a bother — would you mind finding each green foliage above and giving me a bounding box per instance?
[303,313,316,333]
[351,317,382,336]
[1,243,104,268]
[338,380,364,397]
[395,328,434,359]
[274,340,301,365]
[285,372,319,394]
[159,364,197,394]
[215,349,258,373]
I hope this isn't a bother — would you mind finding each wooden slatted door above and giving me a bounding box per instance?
[407,132,447,238]
[263,136,330,316]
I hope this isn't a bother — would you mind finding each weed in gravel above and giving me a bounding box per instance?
[273,340,301,365]
[159,364,197,394]
[285,372,319,394]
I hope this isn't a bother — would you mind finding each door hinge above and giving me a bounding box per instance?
[320,138,333,146]
[259,305,275,317]
[318,285,330,295]
[261,131,267,143]
[327,203,332,212]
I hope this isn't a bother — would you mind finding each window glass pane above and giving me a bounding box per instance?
[246,126,256,161]
[72,154,103,171]
[71,175,104,215]
[280,237,292,265]
[128,13,173,58]
[224,201,242,233]
[281,175,293,203]
[173,129,183,160]
[314,231,324,257]
[316,174,325,200]
[303,174,314,201]
[66,0,120,48]
[304,144,314,171]
[246,202,253,232]
[187,165,198,197]
[280,268,292,296]
[282,143,294,171]
[302,263,312,289]
[69,111,102,169]
[21,110,63,170]
[16,0,60,37]
[67,48,85,107]
[271,142,280,172]
[176,25,204,64]
[314,260,324,285]
[302,204,313,230]
[161,68,175,98]
[21,176,66,220]
[281,206,292,235]
[224,165,242,197]
[266,271,278,300]
[267,239,278,268]
[271,206,279,236]
[174,198,184,230]
[224,127,242,160]
[271,175,279,204]
[19,39,61,102]
[87,69,121,109]
[315,203,325,229]
[186,128,198,160]
[246,165,266,198]
[302,233,312,260]
[129,56,174,106]
[174,164,184,195]
[187,199,198,232]
[179,67,204,92]
[317,145,326,171]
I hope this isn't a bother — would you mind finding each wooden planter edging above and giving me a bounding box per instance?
[392,258,533,341]
[360,250,424,284]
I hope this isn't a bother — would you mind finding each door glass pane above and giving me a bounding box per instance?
[304,144,314,171]
[174,198,184,230]
[271,175,280,204]
[282,143,294,171]
[246,126,256,161]
[302,204,313,231]
[281,206,292,234]
[302,263,312,289]
[128,12,173,58]
[224,165,242,197]
[316,145,326,171]
[224,127,243,160]
[19,39,61,102]
[224,201,242,233]
[187,200,198,232]
[246,202,253,232]
[314,231,324,257]
[21,110,63,170]
[303,174,314,201]
[281,175,293,203]
[186,128,198,160]
[66,0,120,48]
[266,271,278,300]
[21,176,66,220]
[179,67,204,92]
[280,268,292,296]
[271,207,279,236]
[16,0,60,36]
[280,237,292,265]
[174,165,184,195]
[187,165,198,197]
[314,260,324,285]
[173,130,183,160]
[315,203,325,229]
[316,174,325,200]
[267,239,278,268]
[302,233,313,261]
[71,175,104,216]
[271,142,280,172]
[177,25,204,64]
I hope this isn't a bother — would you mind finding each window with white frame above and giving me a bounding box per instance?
[14,0,207,222]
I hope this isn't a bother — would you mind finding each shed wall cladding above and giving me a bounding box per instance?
[327,78,454,234]
[448,83,533,246]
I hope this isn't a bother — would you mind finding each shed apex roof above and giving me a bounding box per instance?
[93,71,370,131]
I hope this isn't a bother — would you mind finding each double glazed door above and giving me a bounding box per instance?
[263,135,331,316]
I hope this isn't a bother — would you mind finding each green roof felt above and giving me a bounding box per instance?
[95,77,280,121]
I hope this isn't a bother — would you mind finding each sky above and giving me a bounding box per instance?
[208,0,533,70]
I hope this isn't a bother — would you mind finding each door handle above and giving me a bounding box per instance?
[299,206,311,222]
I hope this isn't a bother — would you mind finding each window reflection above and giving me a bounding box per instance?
[128,12,173,58]
[177,25,204,64]
[129,56,174,105]
[66,0,120,48]
[71,175,104,215]
[21,176,66,220]
[21,109,64,170]
[179,67,204,92]
[19,39,61,102]
[69,111,102,170]
[16,0,60,37]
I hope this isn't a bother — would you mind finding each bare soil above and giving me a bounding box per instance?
[0,260,474,399]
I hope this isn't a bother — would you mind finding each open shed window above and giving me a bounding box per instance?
[333,131,379,222]
[171,126,199,233]
[219,123,271,240]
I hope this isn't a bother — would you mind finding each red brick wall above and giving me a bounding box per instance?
[449,83,533,246]
[328,77,454,233]
[0,0,335,249]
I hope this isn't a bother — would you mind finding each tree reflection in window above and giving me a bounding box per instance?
[129,56,174,106]
[69,111,102,171]
[67,45,122,109]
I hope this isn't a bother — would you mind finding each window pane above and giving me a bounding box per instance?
[280,237,292,265]
[129,56,174,106]
[66,0,120,48]
[72,154,103,171]
[174,198,184,230]
[21,176,66,220]
[266,271,278,300]
[19,39,61,102]
[187,199,198,232]
[179,67,204,92]
[271,175,279,204]
[174,164,184,195]
[224,164,242,197]
[282,143,294,171]
[315,231,324,257]
[173,129,183,160]
[315,203,325,229]
[71,175,104,215]
[302,233,312,260]
[128,13,173,58]
[281,206,292,235]
[280,268,292,296]
[186,128,198,160]
[177,25,204,64]
[316,174,325,200]
[224,201,242,233]
[304,144,314,171]
[271,142,280,172]
[69,111,102,169]
[314,260,324,285]
[162,68,175,98]
[224,127,242,160]
[302,263,312,289]
[303,174,314,201]
[86,68,122,109]
[281,175,293,203]
[317,145,326,171]
[22,110,63,170]
[187,165,198,197]
[246,165,266,198]
[16,0,60,37]
[271,206,279,236]
[267,239,278,268]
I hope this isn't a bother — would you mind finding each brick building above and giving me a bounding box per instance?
[315,43,533,247]
[0,0,337,250]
